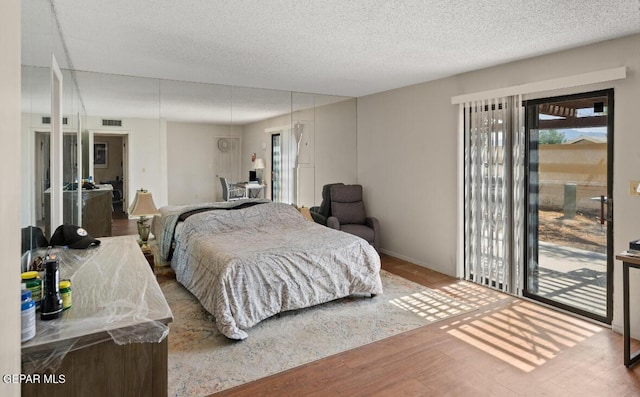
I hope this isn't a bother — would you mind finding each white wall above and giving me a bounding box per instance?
[1,0,22,395]
[241,98,358,207]
[358,78,459,275]
[21,115,169,225]
[108,117,167,209]
[314,98,358,202]
[357,34,640,335]
[166,121,242,204]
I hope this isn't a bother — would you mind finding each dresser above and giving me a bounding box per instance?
[44,184,113,238]
[21,236,173,396]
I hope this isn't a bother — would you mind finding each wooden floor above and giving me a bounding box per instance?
[112,219,640,396]
[112,212,138,236]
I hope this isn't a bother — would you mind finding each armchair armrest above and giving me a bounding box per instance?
[365,217,380,252]
[327,216,340,230]
[310,211,328,225]
[365,216,379,231]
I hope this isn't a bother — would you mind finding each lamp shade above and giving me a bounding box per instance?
[129,189,159,217]
[254,158,265,170]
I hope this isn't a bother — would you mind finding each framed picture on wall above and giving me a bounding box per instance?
[94,142,108,168]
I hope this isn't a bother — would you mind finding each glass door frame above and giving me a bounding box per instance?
[271,133,281,201]
[523,89,614,324]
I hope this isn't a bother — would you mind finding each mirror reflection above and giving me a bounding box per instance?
[21,66,357,244]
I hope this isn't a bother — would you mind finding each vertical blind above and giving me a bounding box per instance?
[463,95,525,294]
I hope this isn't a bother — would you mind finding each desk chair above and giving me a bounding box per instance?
[220,177,246,201]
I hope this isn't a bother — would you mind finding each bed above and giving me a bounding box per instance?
[153,200,383,339]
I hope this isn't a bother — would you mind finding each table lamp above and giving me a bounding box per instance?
[254,158,265,184]
[129,188,160,252]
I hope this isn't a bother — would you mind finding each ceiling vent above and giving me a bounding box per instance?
[41,116,68,125]
[102,119,123,127]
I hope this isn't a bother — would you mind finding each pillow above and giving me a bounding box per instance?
[291,204,314,222]
[299,207,314,222]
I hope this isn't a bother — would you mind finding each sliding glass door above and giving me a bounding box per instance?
[524,90,613,323]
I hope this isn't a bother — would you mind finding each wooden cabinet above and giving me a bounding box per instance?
[44,185,113,238]
[144,250,155,270]
[22,338,168,396]
[21,236,173,396]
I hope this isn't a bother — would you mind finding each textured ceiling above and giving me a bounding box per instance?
[20,0,640,122]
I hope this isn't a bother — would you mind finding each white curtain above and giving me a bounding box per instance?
[463,95,525,294]
[274,127,299,204]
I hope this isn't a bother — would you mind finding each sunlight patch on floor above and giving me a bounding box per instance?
[440,281,509,306]
[389,290,473,322]
[447,301,602,372]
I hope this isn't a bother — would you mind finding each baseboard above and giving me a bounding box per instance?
[380,248,431,270]
[612,323,622,335]
[611,322,640,340]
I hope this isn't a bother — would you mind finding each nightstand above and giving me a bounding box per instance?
[142,249,155,271]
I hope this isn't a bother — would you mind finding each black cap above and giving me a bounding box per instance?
[50,225,101,249]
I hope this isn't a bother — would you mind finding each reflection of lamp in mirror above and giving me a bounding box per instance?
[253,158,265,184]
[129,188,160,253]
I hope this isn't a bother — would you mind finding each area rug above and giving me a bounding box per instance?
[161,270,476,396]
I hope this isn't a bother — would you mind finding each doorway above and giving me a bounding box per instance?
[34,131,50,225]
[92,133,128,218]
[524,90,613,323]
[34,131,81,229]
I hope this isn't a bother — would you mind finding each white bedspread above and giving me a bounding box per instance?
[152,199,270,261]
[171,202,383,339]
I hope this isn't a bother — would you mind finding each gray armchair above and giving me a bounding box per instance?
[309,182,344,225]
[327,184,380,251]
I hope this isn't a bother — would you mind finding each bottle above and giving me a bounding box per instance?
[59,280,72,311]
[21,271,42,310]
[41,258,63,320]
[21,289,36,342]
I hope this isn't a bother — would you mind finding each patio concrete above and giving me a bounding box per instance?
[535,241,607,317]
